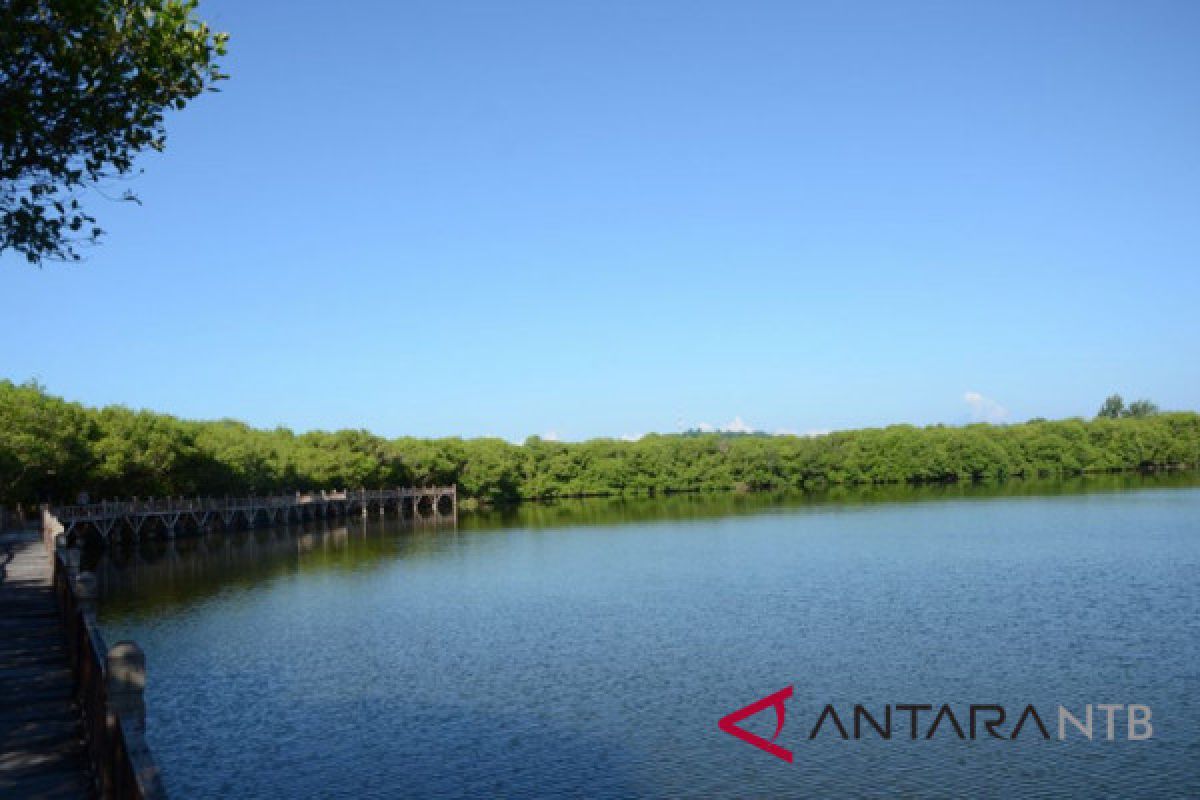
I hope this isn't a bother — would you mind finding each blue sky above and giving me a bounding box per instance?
[3,0,1198,441]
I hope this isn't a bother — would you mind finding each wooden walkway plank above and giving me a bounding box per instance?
[0,532,93,799]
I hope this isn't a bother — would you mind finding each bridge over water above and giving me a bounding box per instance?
[49,486,458,544]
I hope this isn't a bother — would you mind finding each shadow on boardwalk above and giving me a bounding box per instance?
[0,531,92,798]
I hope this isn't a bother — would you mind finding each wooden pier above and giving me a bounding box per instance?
[0,531,92,798]
[2,529,164,798]
[48,486,457,545]
[0,487,457,798]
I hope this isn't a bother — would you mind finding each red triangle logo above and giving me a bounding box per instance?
[717,685,794,763]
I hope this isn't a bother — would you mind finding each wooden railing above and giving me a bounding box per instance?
[50,517,167,799]
[53,486,456,522]
[53,491,352,520]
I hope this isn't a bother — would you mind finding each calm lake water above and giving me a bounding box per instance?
[96,476,1200,798]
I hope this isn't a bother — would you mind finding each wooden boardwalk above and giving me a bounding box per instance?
[0,486,458,798]
[52,486,457,544]
[0,532,92,798]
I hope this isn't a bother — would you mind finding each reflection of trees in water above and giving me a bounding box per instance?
[94,517,456,618]
[463,471,1200,531]
[95,472,1199,620]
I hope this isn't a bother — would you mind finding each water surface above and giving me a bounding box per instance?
[98,477,1200,798]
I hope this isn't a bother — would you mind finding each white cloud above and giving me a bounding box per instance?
[964,391,1009,423]
[693,416,758,434]
[620,433,643,442]
[773,428,832,437]
[723,415,754,433]
[541,430,561,441]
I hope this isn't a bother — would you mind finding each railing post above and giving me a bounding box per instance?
[65,543,82,582]
[53,534,68,605]
[74,572,99,620]
[106,641,169,799]
[106,642,147,729]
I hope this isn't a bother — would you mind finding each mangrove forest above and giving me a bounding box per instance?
[2,380,1197,508]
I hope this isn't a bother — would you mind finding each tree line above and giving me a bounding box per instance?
[2,380,1197,509]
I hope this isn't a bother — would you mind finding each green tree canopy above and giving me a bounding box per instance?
[1,381,1198,508]
[1,0,227,264]
[1097,394,1125,419]
[1097,394,1160,420]
[1124,399,1160,419]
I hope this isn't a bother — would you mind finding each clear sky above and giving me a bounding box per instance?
[3,0,1198,441]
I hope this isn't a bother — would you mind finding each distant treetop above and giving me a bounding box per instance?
[1097,394,1160,420]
